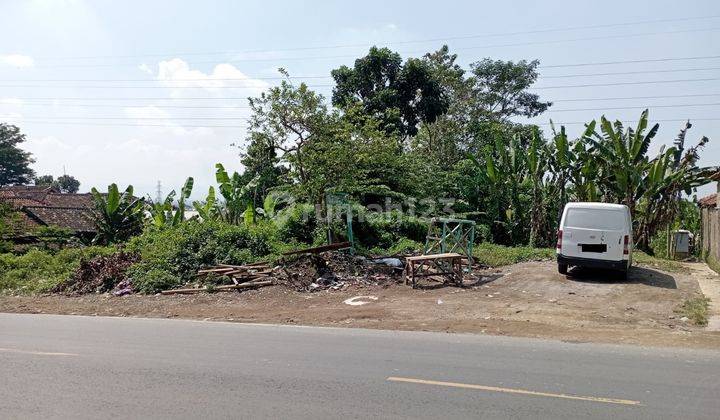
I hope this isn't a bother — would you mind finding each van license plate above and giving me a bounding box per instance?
[581,244,607,253]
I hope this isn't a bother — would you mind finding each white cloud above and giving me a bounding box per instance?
[138,63,154,76]
[154,58,269,97]
[0,54,35,68]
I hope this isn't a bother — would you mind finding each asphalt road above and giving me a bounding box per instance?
[1,314,719,419]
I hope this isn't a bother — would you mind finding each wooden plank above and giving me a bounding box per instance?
[160,280,273,295]
[282,241,351,256]
[406,253,463,262]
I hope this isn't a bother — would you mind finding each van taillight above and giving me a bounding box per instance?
[623,235,629,255]
[556,230,563,249]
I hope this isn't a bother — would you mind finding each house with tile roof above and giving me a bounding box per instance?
[0,185,97,242]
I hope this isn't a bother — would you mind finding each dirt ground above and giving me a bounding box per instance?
[2,260,720,349]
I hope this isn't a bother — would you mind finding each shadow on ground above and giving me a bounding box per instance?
[411,273,505,290]
[567,266,677,289]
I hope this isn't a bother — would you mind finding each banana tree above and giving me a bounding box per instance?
[468,133,527,244]
[192,186,217,221]
[215,163,259,225]
[255,190,293,220]
[90,183,145,244]
[147,177,194,227]
[526,127,546,247]
[588,109,659,216]
[635,136,718,250]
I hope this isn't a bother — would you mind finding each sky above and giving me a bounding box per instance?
[1,0,719,199]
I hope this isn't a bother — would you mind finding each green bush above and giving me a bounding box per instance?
[275,203,318,244]
[126,220,276,293]
[0,246,115,294]
[351,208,427,249]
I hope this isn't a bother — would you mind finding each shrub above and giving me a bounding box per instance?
[0,246,115,294]
[275,203,318,244]
[126,220,276,293]
[351,208,428,249]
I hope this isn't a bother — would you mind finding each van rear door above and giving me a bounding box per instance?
[561,208,626,261]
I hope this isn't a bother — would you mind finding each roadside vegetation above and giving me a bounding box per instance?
[676,297,711,326]
[633,251,688,274]
[0,45,718,295]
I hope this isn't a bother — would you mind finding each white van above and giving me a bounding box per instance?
[556,202,633,278]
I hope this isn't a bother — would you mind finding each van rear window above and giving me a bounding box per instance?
[564,208,625,230]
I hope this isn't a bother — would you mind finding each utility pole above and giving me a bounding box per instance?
[155,180,162,204]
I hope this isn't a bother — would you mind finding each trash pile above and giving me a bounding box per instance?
[53,252,140,295]
[276,251,404,292]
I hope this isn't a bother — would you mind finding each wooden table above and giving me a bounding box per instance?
[404,253,463,289]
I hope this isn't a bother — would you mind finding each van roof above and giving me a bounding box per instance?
[564,202,628,211]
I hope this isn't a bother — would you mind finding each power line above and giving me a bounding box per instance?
[25,27,720,69]
[27,15,720,60]
[2,120,247,128]
[540,55,720,69]
[0,76,331,82]
[533,118,720,126]
[6,102,720,114]
[0,84,333,89]
[3,60,720,83]
[549,103,720,112]
[9,117,720,129]
[532,77,720,89]
[551,93,720,102]
[540,66,720,78]
[6,77,718,101]
[8,116,252,120]
[3,66,720,88]
[1,102,254,109]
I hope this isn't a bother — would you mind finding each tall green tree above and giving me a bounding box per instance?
[35,174,81,193]
[468,58,552,121]
[331,47,448,139]
[0,123,35,185]
[247,77,329,192]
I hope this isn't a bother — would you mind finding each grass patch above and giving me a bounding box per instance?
[706,253,720,275]
[675,297,711,326]
[0,247,115,294]
[473,243,554,267]
[634,251,688,273]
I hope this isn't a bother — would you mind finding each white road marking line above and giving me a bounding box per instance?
[387,376,642,406]
[0,347,79,357]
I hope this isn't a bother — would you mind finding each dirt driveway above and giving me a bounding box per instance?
[2,260,719,349]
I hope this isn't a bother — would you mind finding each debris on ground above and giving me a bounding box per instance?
[53,252,140,295]
[281,241,351,256]
[343,295,378,306]
[160,262,274,295]
[276,251,402,292]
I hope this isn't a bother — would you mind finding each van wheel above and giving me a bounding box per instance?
[558,263,568,275]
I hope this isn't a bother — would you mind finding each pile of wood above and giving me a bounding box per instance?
[161,261,274,295]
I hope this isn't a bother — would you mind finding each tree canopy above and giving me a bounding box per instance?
[35,174,81,193]
[0,124,35,186]
[331,47,448,138]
